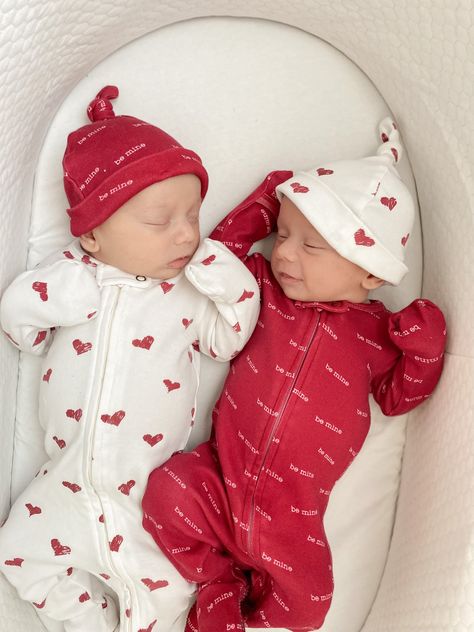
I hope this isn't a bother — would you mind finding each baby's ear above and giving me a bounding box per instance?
[362,273,385,291]
[79,231,99,253]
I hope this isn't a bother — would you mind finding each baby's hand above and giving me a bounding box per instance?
[388,299,446,358]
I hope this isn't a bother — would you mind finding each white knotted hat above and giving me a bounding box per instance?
[275,118,415,285]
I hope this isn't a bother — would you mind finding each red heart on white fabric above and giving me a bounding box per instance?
[33,331,47,347]
[118,480,136,495]
[52,436,66,449]
[132,335,154,350]
[182,318,193,329]
[316,168,334,176]
[101,410,125,426]
[163,379,180,392]
[143,433,163,447]
[5,557,24,566]
[66,408,82,421]
[381,196,397,210]
[401,233,410,246]
[354,229,375,247]
[62,481,82,493]
[160,281,174,294]
[138,620,157,632]
[32,282,48,302]
[290,182,309,193]
[25,503,42,516]
[237,289,255,303]
[141,578,169,591]
[79,592,90,603]
[201,255,216,265]
[42,368,52,382]
[33,599,46,609]
[72,339,92,355]
[232,322,241,333]
[63,250,74,259]
[109,535,123,552]
[51,538,71,556]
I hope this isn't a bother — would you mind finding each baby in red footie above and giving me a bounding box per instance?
[142,118,446,632]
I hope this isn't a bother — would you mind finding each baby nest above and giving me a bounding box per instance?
[0,4,472,632]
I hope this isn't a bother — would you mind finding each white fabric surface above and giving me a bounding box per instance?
[0,4,471,632]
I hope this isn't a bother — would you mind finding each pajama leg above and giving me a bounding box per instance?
[0,470,119,631]
[142,443,251,632]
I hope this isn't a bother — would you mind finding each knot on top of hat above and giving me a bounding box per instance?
[376,117,403,164]
[87,85,119,122]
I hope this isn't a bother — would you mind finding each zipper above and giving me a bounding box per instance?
[84,287,129,602]
[246,310,322,557]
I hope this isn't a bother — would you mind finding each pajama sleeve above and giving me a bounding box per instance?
[371,299,447,416]
[0,258,101,356]
[185,238,260,361]
[209,170,293,273]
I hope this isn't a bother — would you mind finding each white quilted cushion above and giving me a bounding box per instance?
[0,3,471,632]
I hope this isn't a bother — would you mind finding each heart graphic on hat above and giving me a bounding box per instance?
[53,435,66,449]
[42,368,52,382]
[138,620,157,632]
[33,330,47,347]
[25,503,42,516]
[201,254,216,265]
[143,433,163,447]
[118,480,136,495]
[237,289,255,303]
[401,233,410,246]
[163,379,180,392]
[5,557,24,567]
[66,408,82,421]
[290,182,309,193]
[32,282,48,302]
[381,196,397,210]
[182,318,193,329]
[62,481,82,493]
[72,339,92,355]
[79,592,90,603]
[354,229,375,247]
[141,578,169,591]
[33,599,46,609]
[160,281,174,294]
[316,168,334,176]
[51,538,71,556]
[101,410,125,426]
[109,535,123,552]
[132,335,154,350]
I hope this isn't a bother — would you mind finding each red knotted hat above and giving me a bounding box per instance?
[63,86,209,236]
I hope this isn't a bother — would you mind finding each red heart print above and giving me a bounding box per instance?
[316,168,334,176]
[160,281,174,294]
[237,289,255,303]
[53,436,66,449]
[101,410,125,426]
[81,255,97,267]
[132,335,154,350]
[163,379,180,392]
[209,346,217,359]
[381,132,389,142]
[66,567,73,576]
[66,408,82,421]
[79,592,90,603]
[182,318,193,329]
[381,196,397,210]
[201,254,216,265]
[32,282,48,302]
[33,330,47,347]
[141,578,169,591]
[63,250,74,259]
[5,557,24,567]
[354,229,375,247]
[101,598,108,609]
[401,233,410,246]
[72,339,92,355]
[109,535,123,552]
[87,311,97,319]
[42,368,52,382]
[118,480,136,495]
[391,147,399,162]
[25,503,42,516]
[138,620,157,632]
[192,340,200,352]
[62,481,82,493]
[290,182,309,193]
[100,573,110,580]
[143,433,163,447]
[125,608,131,618]
[51,538,71,556]
[98,514,105,523]
[33,599,46,609]
[232,322,241,333]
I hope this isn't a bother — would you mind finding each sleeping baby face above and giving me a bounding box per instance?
[79,174,202,279]
[271,197,382,303]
